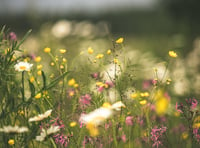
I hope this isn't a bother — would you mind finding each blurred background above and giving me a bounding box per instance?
[1,0,200,56]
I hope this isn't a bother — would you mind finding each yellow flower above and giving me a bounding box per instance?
[44,47,51,53]
[86,122,99,137]
[181,132,188,139]
[88,47,94,54]
[8,139,14,145]
[70,121,77,127]
[96,54,104,59]
[155,97,169,115]
[116,37,124,44]
[169,51,177,58]
[37,70,42,76]
[37,64,43,70]
[193,123,200,128]
[30,76,35,83]
[102,102,112,108]
[35,56,42,62]
[51,62,55,66]
[68,79,76,86]
[140,92,149,97]
[59,49,67,54]
[74,83,79,88]
[113,58,119,64]
[35,93,42,99]
[62,58,67,63]
[139,100,147,105]
[131,93,138,99]
[107,49,111,55]
[60,65,64,69]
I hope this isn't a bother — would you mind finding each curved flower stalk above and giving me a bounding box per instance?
[29,109,52,122]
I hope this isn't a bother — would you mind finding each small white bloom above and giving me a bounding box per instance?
[47,126,60,135]
[80,107,113,126]
[0,125,28,133]
[14,61,33,72]
[111,101,126,111]
[36,126,60,142]
[36,128,46,142]
[80,101,125,126]
[29,109,52,122]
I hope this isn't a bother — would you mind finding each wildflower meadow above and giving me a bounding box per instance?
[0,24,200,148]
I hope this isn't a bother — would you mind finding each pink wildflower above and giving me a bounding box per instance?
[175,102,183,113]
[125,116,134,126]
[121,133,126,143]
[79,94,92,108]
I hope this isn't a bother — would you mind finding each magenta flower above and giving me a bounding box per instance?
[105,81,114,88]
[97,86,104,92]
[175,102,183,113]
[151,126,167,148]
[91,72,99,79]
[79,94,92,107]
[125,116,134,126]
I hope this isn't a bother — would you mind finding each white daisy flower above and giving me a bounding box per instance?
[29,109,52,122]
[36,126,60,142]
[80,101,125,126]
[0,125,28,133]
[14,61,33,72]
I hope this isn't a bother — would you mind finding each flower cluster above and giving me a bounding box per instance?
[151,126,167,148]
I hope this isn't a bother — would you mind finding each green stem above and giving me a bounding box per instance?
[22,71,25,102]
[112,119,118,147]
[50,137,57,148]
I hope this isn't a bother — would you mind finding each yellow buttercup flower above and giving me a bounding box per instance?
[107,49,111,55]
[139,100,147,105]
[116,37,124,44]
[113,58,119,64]
[68,79,76,86]
[86,123,99,137]
[131,93,137,99]
[35,56,42,62]
[59,49,67,54]
[35,93,42,99]
[88,47,94,54]
[30,76,35,83]
[37,70,42,76]
[96,54,104,59]
[44,47,51,53]
[8,139,14,145]
[102,102,112,108]
[169,51,177,58]
[70,121,77,127]
[74,83,79,88]
[62,58,67,63]
[181,132,188,139]
[37,64,43,70]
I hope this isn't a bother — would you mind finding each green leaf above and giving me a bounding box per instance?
[28,80,35,98]
[15,29,32,50]
[45,71,70,90]
[41,71,46,90]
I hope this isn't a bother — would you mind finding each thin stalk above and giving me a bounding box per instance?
[50,137,57,148]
